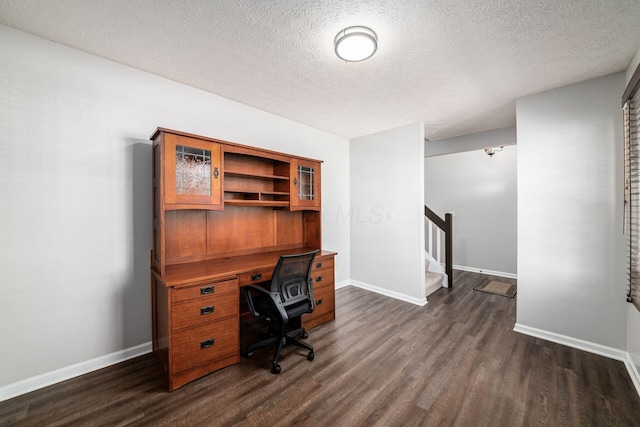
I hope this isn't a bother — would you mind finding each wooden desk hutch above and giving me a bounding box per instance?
[150,128,336,391]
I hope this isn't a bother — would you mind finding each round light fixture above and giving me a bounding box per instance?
[334,26,378,62]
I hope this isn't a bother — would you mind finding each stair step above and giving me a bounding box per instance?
[425,271,443,287]
[425,271,444,297]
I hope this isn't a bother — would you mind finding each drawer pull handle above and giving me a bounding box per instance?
[316,299,323,305]
[200,338,215,349]
[315,276,323,282]
[200,286,214,295]
[251,273,262,281]
[315,262,323,268]
[200,305,215,315]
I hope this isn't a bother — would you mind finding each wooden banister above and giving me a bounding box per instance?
[424,205,446,230]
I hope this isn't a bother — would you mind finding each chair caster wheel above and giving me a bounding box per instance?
[307,351,315,361]
[246,351,254,358]
[302,331,309,339]
[271,364,281,374]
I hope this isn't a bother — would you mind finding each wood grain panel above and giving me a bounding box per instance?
[224,152,284,176]
[160,249,336,286]
[304,211,321,248]
[238,269,273,286]
[172,278,237,303]
[223,175,272,193]
[171,317,238,374]
[164,210,207,258]
[312,255,334,272]
[302,282,335,329]
[206,207,275,253]
[171,292,238,331]
[310,265,333,287]
[275,210,303,246]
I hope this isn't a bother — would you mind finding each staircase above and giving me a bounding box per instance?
[424,205,453,296]
[425,253,446,297]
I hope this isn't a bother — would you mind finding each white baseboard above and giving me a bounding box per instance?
[624,352,640,398]
[0,341,152,403]
[513,323,626,361]
[347,280,427,306]
[453,264,517,279]
[335,279,351,290]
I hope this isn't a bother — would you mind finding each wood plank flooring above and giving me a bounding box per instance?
[1,270,639,426]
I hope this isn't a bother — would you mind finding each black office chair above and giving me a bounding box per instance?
[244,250,318,374]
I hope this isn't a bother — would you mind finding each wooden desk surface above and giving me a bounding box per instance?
[156,248,337,287]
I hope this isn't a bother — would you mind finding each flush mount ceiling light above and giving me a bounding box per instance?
[334,26,378,62]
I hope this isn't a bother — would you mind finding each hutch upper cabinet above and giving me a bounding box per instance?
[151,128,326,274]
[290,158,321,211]
[156,131,222,209]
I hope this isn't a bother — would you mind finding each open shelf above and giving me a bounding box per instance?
[223,152,291,206]
[224,190,289,207]
[224,200,290,207]
[260,191,289,197]
[224,170,289,181]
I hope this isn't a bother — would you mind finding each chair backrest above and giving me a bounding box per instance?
[270,250,318,307]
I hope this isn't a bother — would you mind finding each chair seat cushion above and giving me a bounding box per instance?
[286,300,312,318]
[251,293,311,321]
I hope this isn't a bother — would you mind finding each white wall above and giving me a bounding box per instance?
[0,25,350,394]
[350,123,425,304]
[626,43,640,383]
[424,146,517,275]
[516,73,627,350]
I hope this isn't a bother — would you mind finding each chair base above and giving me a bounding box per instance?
[246,327,314,374]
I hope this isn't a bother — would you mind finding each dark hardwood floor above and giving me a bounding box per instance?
[1,270,639,426]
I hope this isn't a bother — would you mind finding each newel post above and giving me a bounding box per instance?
[444,213,453,287]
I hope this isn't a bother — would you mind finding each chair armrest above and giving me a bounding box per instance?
[243,284,270,317]
[308,278,315,313]
[244,284,290,323]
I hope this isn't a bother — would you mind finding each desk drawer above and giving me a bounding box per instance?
[172,316,238,374]
[311,283,335,315]
[238,269,272,286]
[172,291,239,331]
[173,278,237,304]
[303,282,335,330]
[310,266,334,287]
[312,256,334,272]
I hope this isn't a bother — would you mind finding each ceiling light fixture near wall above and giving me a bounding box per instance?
[484,146,504,157]
[334,26,378,62]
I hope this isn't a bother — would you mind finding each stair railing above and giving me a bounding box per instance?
[424,205,453,287]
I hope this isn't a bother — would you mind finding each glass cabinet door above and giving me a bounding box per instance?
[175,145,212,196]
[297,165,315,201]
[290,158,321,211]
[164,134,222,208]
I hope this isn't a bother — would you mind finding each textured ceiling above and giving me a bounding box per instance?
[1,0,640,140]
